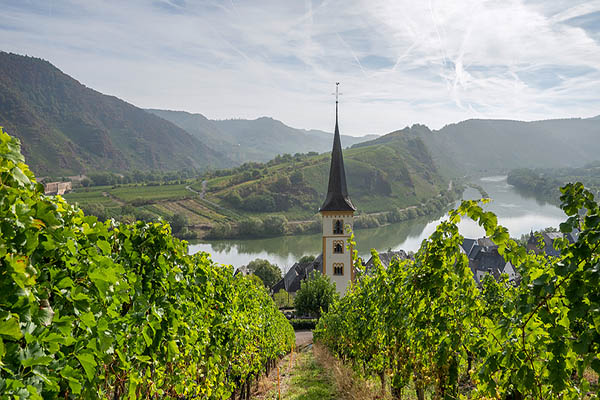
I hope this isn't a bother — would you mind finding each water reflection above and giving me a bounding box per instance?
[189,176,566,271]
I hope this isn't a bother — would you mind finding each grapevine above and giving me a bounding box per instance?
[0,127,294,399]
[316,191,600,399]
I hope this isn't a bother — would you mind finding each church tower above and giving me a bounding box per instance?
[320,83,356,295]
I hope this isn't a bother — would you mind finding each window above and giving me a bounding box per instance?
[333,219,343,235]
[333,240,344,254]
[333,263,344,276]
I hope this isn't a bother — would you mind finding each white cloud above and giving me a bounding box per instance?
[0,0,599,134]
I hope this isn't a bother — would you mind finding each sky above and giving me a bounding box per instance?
[1,0,600,135]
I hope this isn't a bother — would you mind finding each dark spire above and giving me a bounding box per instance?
[320,83,356,212]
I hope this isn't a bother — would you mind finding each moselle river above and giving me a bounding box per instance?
[189,176,565,273]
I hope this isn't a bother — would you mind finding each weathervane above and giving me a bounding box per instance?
[332,82,342,117]
[332,82,342,103]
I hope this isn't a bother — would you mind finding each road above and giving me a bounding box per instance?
[295,330,313,349]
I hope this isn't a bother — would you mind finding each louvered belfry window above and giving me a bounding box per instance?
[333,240,344,254]
[333,263,344,275]
[333,219,343,234]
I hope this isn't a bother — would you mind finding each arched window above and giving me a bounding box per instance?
[333,241,344,254]
[333,219,343,235]
[333,263,344,275]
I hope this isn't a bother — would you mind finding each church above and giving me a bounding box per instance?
[271,85,356,296]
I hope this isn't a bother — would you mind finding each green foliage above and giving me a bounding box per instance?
[508,165,600,203]
[294,272,339,318]
[289,319,318,331]
[245,259,282,288]
[315,184,600,399]
[167,212,187,234]
[273,289,293,308]
[203,131,449,219]
[0,128,294,399]
[299,255,316,264]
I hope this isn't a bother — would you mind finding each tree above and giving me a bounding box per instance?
[262,215,287,235]
[294,271,338,318]
[270,176,291,192]
[246,259,282,288]
[290,170,304,185]
[298,255,316,264]
[168,212,187,234]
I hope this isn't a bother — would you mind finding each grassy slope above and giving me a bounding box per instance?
[202,132,446,220]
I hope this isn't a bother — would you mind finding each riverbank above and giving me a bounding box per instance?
[204,184,464,240]
[189,176,567,269]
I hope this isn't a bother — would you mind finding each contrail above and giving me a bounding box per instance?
[335,32,368,77]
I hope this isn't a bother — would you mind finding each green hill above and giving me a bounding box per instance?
[379,117,600,177]
[63,132,454,239]
[147,109,378,164]
[200,131,449,220]
[0,52,231,175]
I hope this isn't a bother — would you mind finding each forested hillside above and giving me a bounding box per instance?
[0,52,231,175]
[147,109,377,163]
[507,162,600,202]
[357,117,600,177]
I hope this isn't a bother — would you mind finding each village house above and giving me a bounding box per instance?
[460,237,519,284]
[526,230,579,257]
[271,255,323,297]
[44,181,72,195]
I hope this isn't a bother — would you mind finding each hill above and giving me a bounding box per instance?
[356,117,600,177]
[64,133,456,239]
[0,52,231,175]
[507,161,600,203]
[147,109,378,163]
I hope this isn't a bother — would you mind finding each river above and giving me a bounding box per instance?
[189,176,565,273]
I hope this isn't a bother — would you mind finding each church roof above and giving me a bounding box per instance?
[320,102,356,212]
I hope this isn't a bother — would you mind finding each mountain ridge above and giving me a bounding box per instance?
[0,51,232,175]
[147,108,378,164]
[355,116,600,176]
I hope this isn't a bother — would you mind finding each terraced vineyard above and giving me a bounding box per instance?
[63,132,460,239]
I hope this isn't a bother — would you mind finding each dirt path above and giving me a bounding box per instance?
[102,191,125,206]
[294,330,313,349]
[253,331,382,400]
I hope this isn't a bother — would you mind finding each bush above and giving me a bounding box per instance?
[241,193,276,212]
[294,271,338,318]
[245,258,282,288]
[238,217,264,236]
[273,288,292,308]
[168,212,188,234]
[289,318,318,331]
[262,214,287,236]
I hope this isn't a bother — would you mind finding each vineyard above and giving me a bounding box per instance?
[315,191,600,398]
[0,128,295,399]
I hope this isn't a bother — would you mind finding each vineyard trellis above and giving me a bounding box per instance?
[0,127,295,399]
[315,187,600,399]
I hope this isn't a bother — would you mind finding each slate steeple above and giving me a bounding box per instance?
[320,83,356,212]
